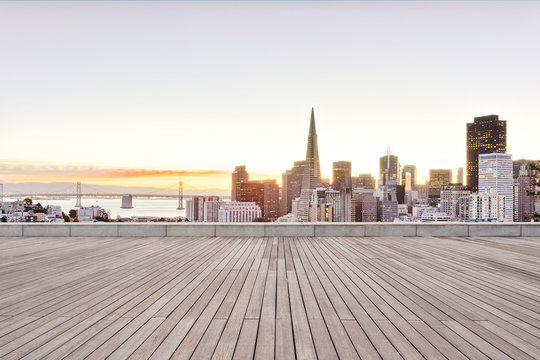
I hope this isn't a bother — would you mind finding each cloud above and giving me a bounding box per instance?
[0,161,229,181]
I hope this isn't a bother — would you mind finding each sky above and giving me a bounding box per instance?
[1,1,539,191]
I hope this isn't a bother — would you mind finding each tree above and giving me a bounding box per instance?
[527,160,540,221]
[23,198,33,210]
[95,213,109,222]
[68,209,79,222]
[33,203,46,214]
[1,216,7,223]
[62,212,70,223]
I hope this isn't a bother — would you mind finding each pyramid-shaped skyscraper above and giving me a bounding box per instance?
[297,108,322,222]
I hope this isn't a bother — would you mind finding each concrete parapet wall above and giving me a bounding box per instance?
[267,224,315,237]
[416,224,469,237]
[166,224,216,237]
[0,223,539,237]
[468,223,522,237]
[118,224,167,237]
[314,224,365,237]
[520,223,540,237]
[22,224,71,237]
[215,224,265,237]
[365,224,417,237]
[71,224,119,237]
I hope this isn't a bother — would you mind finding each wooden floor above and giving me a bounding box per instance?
[0,236,539,360]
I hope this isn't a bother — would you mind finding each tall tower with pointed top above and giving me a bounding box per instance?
[297,108,322,222]
[305,107,321,181]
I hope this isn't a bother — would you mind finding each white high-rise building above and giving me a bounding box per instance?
[478,153,513,221]
[218,201,262,223]
[469,191,505,220]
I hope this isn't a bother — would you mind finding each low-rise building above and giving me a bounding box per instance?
[218,201,262,223]
[310,187,340,222]
[352,193,377,222]
[469,191,506,221]
[440,184,470,220]
[204,200,225,222]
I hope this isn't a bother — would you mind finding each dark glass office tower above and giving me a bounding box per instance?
[379,147,399,186]
[231,165,249,201]
[466,115,507,192]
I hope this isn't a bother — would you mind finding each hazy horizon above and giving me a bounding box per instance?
[1,1,539,190]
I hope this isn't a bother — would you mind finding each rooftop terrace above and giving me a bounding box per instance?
[0,235,539,359]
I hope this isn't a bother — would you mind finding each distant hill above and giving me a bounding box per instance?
[0,181,230,198]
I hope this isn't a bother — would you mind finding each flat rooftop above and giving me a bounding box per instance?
[0,236,539,359]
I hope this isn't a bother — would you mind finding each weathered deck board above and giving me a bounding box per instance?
[0,236,539,359]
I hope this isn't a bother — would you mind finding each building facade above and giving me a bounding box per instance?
[478,153,513,222]
[354,174,376,189]
[353,193,378,222]
[401,165,417,191]
[379,147,399,186]
[204,200,224,222]
[298,108,322,222]
[218,202,262,223]
[466,115,507,192]
[457,167,464,185]
[428,169,453,203]
[332,161,352,191]
[237,181,264,215]
[516,163,536,222]
[281,160,307,216]
[378,198,398,222]
[332,161,352,222]
[310,187,340,222]
[263,179,280,222]
[469,192,505,221]
[231,165,249,201]
[186,196,220,222]
[440,184,470,219]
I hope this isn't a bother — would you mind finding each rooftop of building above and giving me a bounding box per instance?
[0,234,539,359]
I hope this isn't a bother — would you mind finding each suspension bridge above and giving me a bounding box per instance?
[1,181,229,207]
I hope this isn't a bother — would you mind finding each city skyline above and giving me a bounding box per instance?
[1,107,536,192]
[1,1,539,190]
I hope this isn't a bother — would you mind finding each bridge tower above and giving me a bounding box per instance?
[75,182,82,208]
[177,181,185,210]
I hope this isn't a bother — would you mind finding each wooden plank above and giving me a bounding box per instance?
[0,235,538,360]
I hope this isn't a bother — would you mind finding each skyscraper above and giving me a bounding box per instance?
[297,108,322,222]
[516,164,536,222]
[353,193,377,222]
[429,169,453,203]
[332,161,352,191]
[457,167,464,185]
[479,153,513,221]
[332,161,352,221]
[231,165,249,201]
[281,160,307,215]
[263,179,280,222]
[401,165,417,191]
[379,147,399,186]
[237,181,264,218]
[513,159,536,179]
[466,115,507,192]
[354,174,376,189]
